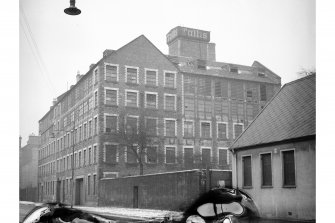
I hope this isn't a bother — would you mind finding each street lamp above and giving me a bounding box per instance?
[64,0,81,16]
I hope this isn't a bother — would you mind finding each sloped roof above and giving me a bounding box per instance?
[230,74,315,150]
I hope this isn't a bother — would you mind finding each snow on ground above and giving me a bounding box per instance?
[75,206,182,220]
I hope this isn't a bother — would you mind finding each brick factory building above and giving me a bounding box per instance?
[37,26,281,205]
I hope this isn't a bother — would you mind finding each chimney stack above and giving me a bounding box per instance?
[76,70,82,83]
[103,49,115,57]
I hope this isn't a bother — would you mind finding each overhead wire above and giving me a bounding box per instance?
[19,5,56,95]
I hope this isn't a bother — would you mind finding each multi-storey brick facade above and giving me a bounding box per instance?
[37,26,281,206]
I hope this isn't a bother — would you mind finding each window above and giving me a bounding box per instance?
[105,88,118,106]
[246,90,253,98]
[88,147,92,165]
[78,126,82,141]
[198,78,211,96]
[88,120,92,137]
[87,175,91,195]
[146,146,157,163]
[126,145,137,163]
[83,149,87,166]
[234,123,244,139]
[165,119,176,136]
[260,84,267,101]
[282,150,296,186]
[201,121,211,138]
[126,116,138,135]
[184,147,194,168]
[94,116,98,135]
[94,90,98,107]
[164,94,176,110]
[145,92,158,109]
[78,151,82,167]
[217,122,228,140]
[214,80,228,98]
[165,146,176,164]
[261,153,272,186]
[145,69,158,86]
[183,120,194,137]
[218,148,229,166]
[105,64,118,82]
[126,66,138,84]
[184,76,195,94]
[201,148,211,166]
[230,81,244,100]
[164,71,176,88]
[93,174,96,194]
[125,90,138,107]
[94,68,98,84]
[184,97,195,118]
[242,156,252,187]
[145,118,157,136]
[104,144,118,163]
[105,115,118,133]
[230,67,238,73]
[93,145,97,164]
[83,123,87,139]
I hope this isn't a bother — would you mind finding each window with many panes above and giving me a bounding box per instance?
[165,146,176,164]
[201,148,211,166]
[105,88,118,106]
[261,153,272,186]
[105,115,117,133]
[126,145,137,163]
[184,147,194,168]
[164,94,176,110]
[218,148,229,166]
[105,144,118,164]
[146,146,157,163]
[105,64,118,82]
[242,156,252,187]
[282,150,295,187]
[260,84,267,101]
[165,119,176,136]
[125,90,138,107]
[93,145,97,163]
[234,123,244,139]
[183,120,194,137]
[94,116,98,135]
[126,116,138,135]
[184,76,195,94]
[145,69,157,86]
[164,72,176,88]
[145,92,158,109]
[94,68,98,84]
[217,122,228,140]
[184,97,195,118]
[126,67,138,84]
[201,121,211,138]
[198,78,212,96]
[145,118,157,136]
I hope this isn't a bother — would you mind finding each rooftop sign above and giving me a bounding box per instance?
[166,26,210,44]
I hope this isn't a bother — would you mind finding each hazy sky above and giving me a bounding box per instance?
[19,0,315,145]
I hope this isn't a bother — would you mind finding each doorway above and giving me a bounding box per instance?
[75,178,84,205]
[133,186,138,208]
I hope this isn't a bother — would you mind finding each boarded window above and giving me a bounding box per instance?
[184,121,194,137]
[219,149,228,166]
[261,153,272,186]
[243,156,252,187]
[282,150,296,186]
[202,148,211,166]
[146,146,157,163]
[217,123,227,140]
[145,70,157,86]
[105,144,118,163]
[214,80,228,98]
[106,65,118,82]
[165,95,176,110]
[105,115,117,133]
[201,122,211,138]
[231,81,244,100]
[165,120,176,136]
[126,67,138,84]
[184,147,194,168]
[166,147,176,164]
[165,72,175,88]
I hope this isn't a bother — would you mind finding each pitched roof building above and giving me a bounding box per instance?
[230,74,315,221]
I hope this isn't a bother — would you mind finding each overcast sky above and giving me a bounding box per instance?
[19,0,315,145]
